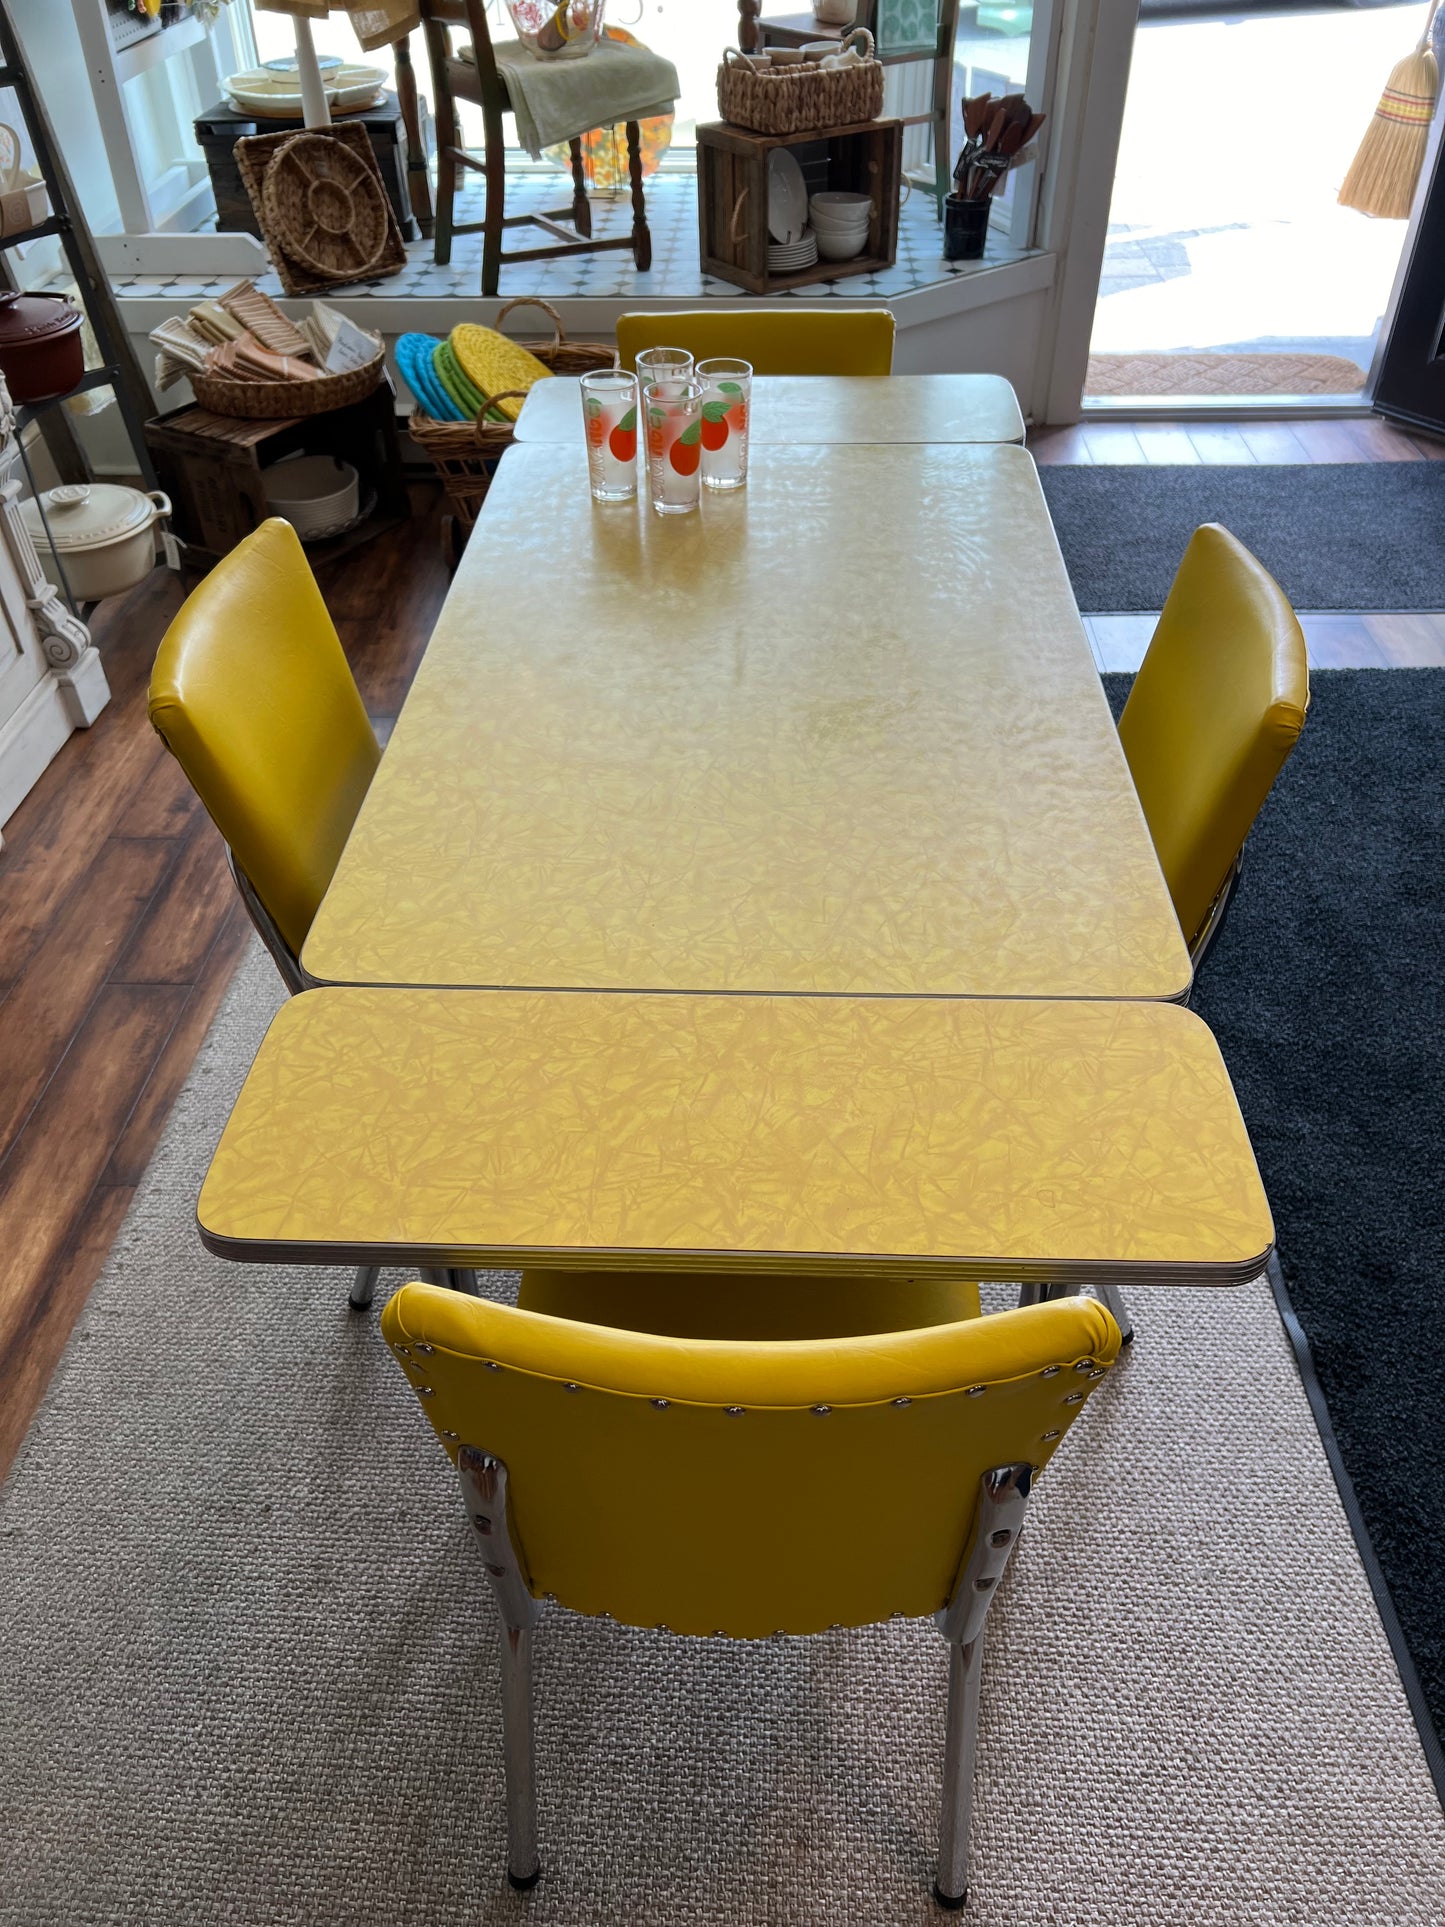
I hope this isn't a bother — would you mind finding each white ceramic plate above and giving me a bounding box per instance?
[225,65,387,113]
[767,148,808,245]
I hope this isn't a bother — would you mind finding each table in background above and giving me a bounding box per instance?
[303,442,1191,1002]
[200,990,1270,1288]
[514,373,1027,447]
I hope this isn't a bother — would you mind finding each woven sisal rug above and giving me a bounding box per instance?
[2,942,1443,1925]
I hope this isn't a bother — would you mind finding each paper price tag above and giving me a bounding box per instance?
[324,316,381,374]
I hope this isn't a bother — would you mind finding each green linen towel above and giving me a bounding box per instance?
[464,35,679,158]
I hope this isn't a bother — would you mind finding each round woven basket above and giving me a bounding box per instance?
[260,132,390,282]
[409,299,615,554]
[191,349,386,420]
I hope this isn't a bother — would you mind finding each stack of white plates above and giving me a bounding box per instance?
[768,229,819,272]
[810,191,872,262]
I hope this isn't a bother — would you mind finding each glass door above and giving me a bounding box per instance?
[1085,0,1440,407]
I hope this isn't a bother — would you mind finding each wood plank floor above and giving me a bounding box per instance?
[1,425,1443,1483]
[0,486,447,1479]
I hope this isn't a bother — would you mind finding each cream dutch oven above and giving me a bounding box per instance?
[20,481,171,600]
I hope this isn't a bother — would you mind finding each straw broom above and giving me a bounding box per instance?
[1339,0,1441,219]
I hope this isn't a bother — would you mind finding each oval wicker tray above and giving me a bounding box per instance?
[191,349,386,420]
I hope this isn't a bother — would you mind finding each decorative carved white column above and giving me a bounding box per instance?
[0,372,111,844]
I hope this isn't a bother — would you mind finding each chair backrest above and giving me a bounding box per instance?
[148,518,380,962]
[420,0,494,64]
[1118,523,1308,953]
[382,1284,1120,1637]
[616,309,895,377]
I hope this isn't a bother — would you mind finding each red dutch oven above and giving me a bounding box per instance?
[0,288,84,404]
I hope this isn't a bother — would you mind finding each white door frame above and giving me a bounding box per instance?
[1028,0,1140,423]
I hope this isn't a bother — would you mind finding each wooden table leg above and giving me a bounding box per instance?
[569,136,593,238]
[627,121,652,272]
[393,35,434,241]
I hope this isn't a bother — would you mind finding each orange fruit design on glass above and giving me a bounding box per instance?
[701,381,746,449]
[608,405,637,462]
[669,420,702,474]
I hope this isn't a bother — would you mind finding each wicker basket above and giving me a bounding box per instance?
[190,348,386,420]
[235,122,406,298]
[261,132,392,284]
[717,39,883,137]
[409,299,615,549]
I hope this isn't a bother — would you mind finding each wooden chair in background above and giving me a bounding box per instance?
[419,0,652,296]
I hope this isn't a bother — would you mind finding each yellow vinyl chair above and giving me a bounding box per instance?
[1119,522,1309,966]
[149,518,391,1310]
[148,517,379,991]
[616,308,895,377]
[1101,522,1307,1342]
[382,1276,1121,1908]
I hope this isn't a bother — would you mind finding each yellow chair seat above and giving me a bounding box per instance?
[517,1268,981,1340]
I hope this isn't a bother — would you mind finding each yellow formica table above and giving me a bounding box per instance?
[513,373,1027,446]
[199,991,1272,1287]
[303,443,1192,1002]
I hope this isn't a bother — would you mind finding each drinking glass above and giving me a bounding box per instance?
[695,357,752,492]
[635,345,694,386]
[580,369,639,502]
[642,377,704,516]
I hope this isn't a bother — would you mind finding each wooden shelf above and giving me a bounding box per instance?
[114,15,206,85]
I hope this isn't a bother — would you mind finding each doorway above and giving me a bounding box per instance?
[1086,0,1437,405]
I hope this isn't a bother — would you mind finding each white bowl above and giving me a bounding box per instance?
[815,230,869,262]
[809,207,871,232]
[810,213,870,238]
[811,192,871,215]
[262,455,360,540]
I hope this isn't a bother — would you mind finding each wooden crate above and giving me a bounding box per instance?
[144,380,410,571]
[697,117,902,295]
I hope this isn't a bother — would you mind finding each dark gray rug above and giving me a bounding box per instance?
[1104,667,1445,1761]
[1043,463,1445,610]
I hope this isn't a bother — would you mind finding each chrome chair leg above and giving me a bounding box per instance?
[935,1633,984,1910]
[499,1621,540,1889]
[419,1267,480,1293]
[932,1463,1033,1910]
[349,1266,380,1310]
[459,1448,543,1891]
[1096,1282,1134,1345]
[1018,1282,1081,1306]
